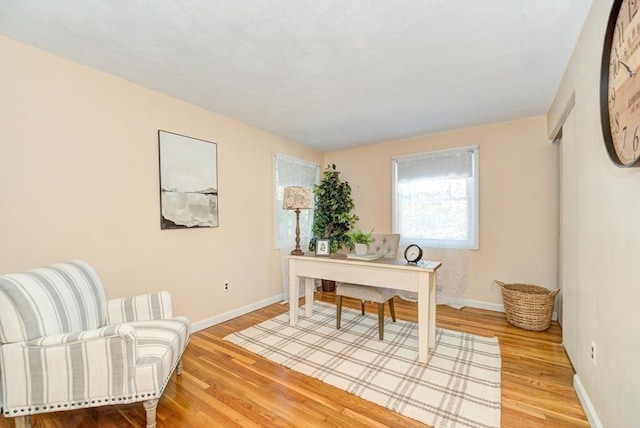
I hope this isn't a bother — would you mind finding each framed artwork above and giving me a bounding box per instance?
[158,130,218,229]
[315,239,331,256]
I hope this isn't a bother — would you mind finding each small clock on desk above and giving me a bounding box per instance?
[404,244,423,264]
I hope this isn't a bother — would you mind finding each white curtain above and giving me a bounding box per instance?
[274,154,318,249]
[280,246,304,302]
[274,154,320,301]
[397,247,468,309]
[392,146,479,249]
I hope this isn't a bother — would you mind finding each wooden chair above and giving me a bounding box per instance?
[336,234,400,340]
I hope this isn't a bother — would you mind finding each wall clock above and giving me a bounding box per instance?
[600,0,640,167]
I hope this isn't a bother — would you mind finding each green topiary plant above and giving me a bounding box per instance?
[311,164,358,253]
[346,229,374,250]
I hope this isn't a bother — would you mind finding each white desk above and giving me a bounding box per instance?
[288,253,441,364]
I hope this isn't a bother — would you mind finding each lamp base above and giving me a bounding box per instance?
[290,249,304,256]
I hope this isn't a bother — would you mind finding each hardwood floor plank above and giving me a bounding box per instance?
[0,293,588,427]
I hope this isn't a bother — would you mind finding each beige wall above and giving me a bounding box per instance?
[548,1,640,426]
[325,115,559,305]
[0,36,323,324]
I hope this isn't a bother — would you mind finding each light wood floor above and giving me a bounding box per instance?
[1,292,588,427]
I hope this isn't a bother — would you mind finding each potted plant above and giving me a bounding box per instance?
[311,164,358,291]
[347,229,374,256]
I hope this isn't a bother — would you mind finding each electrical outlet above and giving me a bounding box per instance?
[590,341,597,365]
[224,282,229,292]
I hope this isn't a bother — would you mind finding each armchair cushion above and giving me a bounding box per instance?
[130,317,190,394]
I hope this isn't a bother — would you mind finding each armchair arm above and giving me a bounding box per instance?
[0,325,138,413]
[27,324,136,347]
[106,291,174,324]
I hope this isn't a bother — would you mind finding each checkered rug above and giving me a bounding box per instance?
[224,301,501,427]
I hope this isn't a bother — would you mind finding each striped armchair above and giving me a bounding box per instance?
[0,261,190,428]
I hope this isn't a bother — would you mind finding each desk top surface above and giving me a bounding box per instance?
[287,253,442,272]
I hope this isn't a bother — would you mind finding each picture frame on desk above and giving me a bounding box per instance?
[315,239,331,256]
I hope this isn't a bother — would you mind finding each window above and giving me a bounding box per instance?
[274,154,320,248]
[392,146,479,249]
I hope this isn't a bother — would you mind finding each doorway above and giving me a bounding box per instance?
[556,104,578,366]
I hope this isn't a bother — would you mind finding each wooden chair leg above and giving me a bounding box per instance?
[388,297,396,322]
[14,416,31,428]
[176,358,183,375]
[143,398,159,428]
[377,303,385,340]
[360,300,365,315]
[336,295,343,329]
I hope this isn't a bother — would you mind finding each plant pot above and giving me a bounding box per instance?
[321,279,336,292]
[355,243,368,256]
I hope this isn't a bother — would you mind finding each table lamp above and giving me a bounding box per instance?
[283,186,314,255]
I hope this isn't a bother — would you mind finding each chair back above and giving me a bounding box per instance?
[368,234,400,258]
[0,260,107,343]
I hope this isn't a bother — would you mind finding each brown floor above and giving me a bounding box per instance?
[1,292,588,427]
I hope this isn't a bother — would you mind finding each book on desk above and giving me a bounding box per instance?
[345,254,380,261]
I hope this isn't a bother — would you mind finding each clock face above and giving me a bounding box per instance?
[602,0,640,167]
[407,247,419,259]
[404,244,422,263]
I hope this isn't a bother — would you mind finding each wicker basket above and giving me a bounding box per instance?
[496,281,560,331]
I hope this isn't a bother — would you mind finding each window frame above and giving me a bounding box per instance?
[391,145,479,250]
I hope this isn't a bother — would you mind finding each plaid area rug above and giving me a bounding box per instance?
[224,301,501,428]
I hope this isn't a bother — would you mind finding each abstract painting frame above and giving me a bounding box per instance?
[158,130,218,229]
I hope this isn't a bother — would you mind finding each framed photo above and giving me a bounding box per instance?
[315,239,331,256]
[158,130,218,229]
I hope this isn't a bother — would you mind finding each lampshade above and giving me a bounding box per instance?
[283,186,313,210]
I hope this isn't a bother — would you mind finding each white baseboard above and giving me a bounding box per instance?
[574,374,603,428]
[463,299,504,313]
[463,298,558,321]
[191,293,285,333]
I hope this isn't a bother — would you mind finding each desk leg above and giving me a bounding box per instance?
[289,259,298,326]
[417,272,429,364]
[429,271,436,349]
[305,277,314,318]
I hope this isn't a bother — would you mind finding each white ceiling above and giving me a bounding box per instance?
[0,0,593,151]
